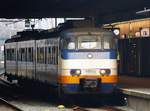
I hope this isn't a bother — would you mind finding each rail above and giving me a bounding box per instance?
[0,97,23,111]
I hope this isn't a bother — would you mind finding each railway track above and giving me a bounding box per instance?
[0,97,23,111]
[72,105,124,111]
[0,74,126,111]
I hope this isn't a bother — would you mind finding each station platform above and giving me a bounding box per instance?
[118,75,150,111]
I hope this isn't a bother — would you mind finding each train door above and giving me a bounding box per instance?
[45,38,59,85]
[36,39,46,82]
[26,40,35,79]
[17,41,27,77]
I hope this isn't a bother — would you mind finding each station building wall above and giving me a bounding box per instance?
[104,18,150,39]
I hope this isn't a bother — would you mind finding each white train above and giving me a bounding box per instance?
[4,20,118,95]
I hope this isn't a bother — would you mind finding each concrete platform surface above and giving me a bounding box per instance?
[118,75,150,98]
[118,75,150,111]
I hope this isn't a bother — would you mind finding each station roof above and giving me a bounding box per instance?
[1,0,150,23]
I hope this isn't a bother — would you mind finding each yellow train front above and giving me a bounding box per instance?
[58,28,118,95]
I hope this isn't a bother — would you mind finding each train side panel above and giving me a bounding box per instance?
[36,38,59,85]
[25,40,35,79]
[45,38,59,85]
[17,41,27,78]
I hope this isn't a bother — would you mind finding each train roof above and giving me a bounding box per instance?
[60,28,115,38]
[5,29,60,43]
[5,20,114,43]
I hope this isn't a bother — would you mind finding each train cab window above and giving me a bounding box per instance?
[62,38,76,49]
[68,43,75,49]
[103,35,115,49]
[78,36,101,49]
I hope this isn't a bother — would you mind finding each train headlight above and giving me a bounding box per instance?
[70,69,81,76]
[99,69,111,76]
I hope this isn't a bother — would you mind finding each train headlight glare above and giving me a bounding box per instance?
[100,70,106,74]
[99,69,111,75]
[70,69,81,76]
[76,70,81,74]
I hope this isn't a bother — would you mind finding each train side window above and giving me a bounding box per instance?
[21,48,26,61]
[45,47,47,64]
[11,49,16,60]
[18,48,21,61]
[37,47,44,63]
[27,47,33,62]
[6,49,16,61]
[51,46,55,64]
[54,46,57,64]
[52,46,57,64]
[47,46,57,64]
[54,46,58,65]
[47,47,51,64]
[37,47,39,63]
[6,49,11,60]
[41,47,44,63]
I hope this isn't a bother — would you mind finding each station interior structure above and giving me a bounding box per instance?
[104,18,150,38]
[0,0,150,111]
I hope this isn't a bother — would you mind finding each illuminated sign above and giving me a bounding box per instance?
[141,28,150,37]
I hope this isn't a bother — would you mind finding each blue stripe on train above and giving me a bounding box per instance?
[61,49,117,59]
[61,83,116,94]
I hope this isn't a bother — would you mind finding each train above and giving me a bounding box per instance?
[4,20,118,96]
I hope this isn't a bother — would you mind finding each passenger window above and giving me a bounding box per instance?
[52,46,55,64]
[11,49,16,60]
[45,47,47,64]
[27,47,33,62]
[6,49,16,61]
[18,49,22,61]
[47,47,52,64]
[55,47,58,65]
[37,47,44,63]
[6,49,11,60]
[53,46,58,65]
[21,48,26,61]
[47,46,58,65]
